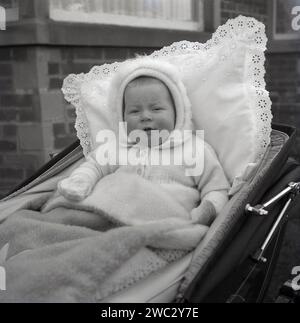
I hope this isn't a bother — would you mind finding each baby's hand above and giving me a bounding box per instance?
[57,175,94,201]
[190,200,216,226]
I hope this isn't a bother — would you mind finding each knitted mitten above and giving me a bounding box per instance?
[57,175,94,201]
[190,200,216,226]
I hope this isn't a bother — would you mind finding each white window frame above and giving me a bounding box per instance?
[49,0,204,32]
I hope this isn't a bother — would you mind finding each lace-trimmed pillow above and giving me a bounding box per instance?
[62,64,119,155]
[62,15,272,195]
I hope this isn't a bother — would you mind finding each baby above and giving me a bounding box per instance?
[58,59,230,225]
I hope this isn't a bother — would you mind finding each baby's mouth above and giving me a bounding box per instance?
[143,127,156,133]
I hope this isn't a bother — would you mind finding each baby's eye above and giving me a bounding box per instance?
[153,107,163,111]
[129,110,139,114]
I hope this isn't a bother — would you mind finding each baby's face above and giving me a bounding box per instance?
[124,79,175,146]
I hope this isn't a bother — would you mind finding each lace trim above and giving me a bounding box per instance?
[62,73,91,156]
[61,15,271,161]
[62,63,120,156]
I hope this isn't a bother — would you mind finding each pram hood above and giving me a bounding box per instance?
[107,58,194,148]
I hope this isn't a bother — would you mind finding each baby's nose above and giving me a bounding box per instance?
[140,110,152,121]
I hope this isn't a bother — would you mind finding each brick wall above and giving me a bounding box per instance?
[221,0,268,24]
[0,47,43,197]
[266,53,300,158]
[0,0,299,198]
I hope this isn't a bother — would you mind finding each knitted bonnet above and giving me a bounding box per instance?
[107,57,193,145]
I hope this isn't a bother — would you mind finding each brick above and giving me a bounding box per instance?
[54,135,76,149]
[47,48,60,62]
[18,94,34,107]
[3,124,17,137]
[0,140,17,151]
[49,78,63,89]
[18,124,43,150]
[12,48,28,62]
[0,49,11,61]
[19,108,39,122]
[61,49,74,60]
[0,79,13,92]
[0,94,15,107]
[0,94,33,108]
[53,123,66,136]
[48,63,60,75]
[61,63,92,75]
[4,154,39,168]
[0,64,13,77]
[0,109,18,121]
[61,64,73,75]
[297,60,300,74]
[40,123,54,152]
[74,48,104,60]
[258,8,267,15]
[14,62,37,90]
[103,48,128,61]
[0,168,23,179]
[40,92,65,122]
[224,2,235,11]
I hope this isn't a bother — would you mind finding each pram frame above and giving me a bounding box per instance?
[178,123,300,303]
[1,123,299,303]
[246,181,300,263]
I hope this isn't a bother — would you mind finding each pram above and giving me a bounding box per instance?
[1,123,300,303]
[1,16,300,303]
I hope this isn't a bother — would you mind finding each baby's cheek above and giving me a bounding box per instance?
[124,118,135,134]
[159,117,175,132]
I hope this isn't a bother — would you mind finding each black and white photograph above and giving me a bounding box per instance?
[0,0,300,307]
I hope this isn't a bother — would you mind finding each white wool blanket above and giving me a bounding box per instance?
[42,172,208,250]
[0,173,207,302]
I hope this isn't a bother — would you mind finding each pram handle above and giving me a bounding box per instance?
[245,182,300,216]
[245,182,300,263]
